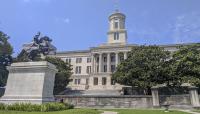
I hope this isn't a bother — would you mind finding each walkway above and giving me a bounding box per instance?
[101,111,118,114]
[179,110,200,114]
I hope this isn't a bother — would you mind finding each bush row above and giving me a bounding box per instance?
[0,102,74,112]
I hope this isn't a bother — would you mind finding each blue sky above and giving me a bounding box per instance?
[0,0,200,56]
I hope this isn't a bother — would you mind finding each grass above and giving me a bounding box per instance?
[0,109,191,114]
[105,109,190,114]
[0,109,101,114]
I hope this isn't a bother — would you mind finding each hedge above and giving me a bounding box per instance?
[0,102,74,112]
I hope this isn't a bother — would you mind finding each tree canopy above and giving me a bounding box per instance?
[0,31,13,87]
[170,43,200,87]
[112,45,172,94]
[45,57,72,95]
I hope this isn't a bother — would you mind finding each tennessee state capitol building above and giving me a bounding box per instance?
[54,10,184,92]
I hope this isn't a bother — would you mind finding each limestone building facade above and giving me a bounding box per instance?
[53,10,184,91]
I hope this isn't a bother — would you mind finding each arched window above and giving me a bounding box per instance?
[114,19,119,29]
[114,21,119,29]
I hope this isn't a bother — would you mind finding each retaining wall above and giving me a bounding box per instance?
[55,94,193,109]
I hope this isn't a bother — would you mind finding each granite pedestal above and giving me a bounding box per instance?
[0,61,58,104]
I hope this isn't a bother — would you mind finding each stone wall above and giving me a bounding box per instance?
[56,95,153,108]
[160,95,192,109]
[55,95,193,109]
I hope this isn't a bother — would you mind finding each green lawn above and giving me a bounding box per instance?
[0,109,101,114]
[105,109,189,114]
[0,109,191,114]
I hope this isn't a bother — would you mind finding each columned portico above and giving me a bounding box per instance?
[92,52,128,74]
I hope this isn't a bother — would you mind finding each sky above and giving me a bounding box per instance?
[0,0,200,56]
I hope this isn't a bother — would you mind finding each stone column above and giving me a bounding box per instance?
[107,53,111,72]
[189,86,200,108]
[99,53,102,73]
[115,52,119,66]
[94,55,97,73]
[124,52,127,60]
[91,53,95,73]
[151,86,160,108]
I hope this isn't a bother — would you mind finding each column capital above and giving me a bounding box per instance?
[98,52,103,55]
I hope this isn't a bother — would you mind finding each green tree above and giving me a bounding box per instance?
[112,45,172,95]
[170,43,200,87]
[0,31,13,87]
[45,57,72,94]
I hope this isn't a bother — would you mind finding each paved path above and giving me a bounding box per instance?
[101,111,118,114]
[100,110,200,114]
[179,110,200,114]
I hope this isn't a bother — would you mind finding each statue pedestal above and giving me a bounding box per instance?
[0,61,57,104]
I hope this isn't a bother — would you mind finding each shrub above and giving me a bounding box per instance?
[64,103,74,109]
[41,102,66,111]
[0,102,74,112]
[0,103,6,110]
[7,103,41,112]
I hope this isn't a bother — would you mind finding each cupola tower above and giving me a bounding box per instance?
[107,10,127,44]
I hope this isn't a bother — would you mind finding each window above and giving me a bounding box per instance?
[93,77,98,85]
[87,58,91,63]
[103,57,107,62]
[86,78,89,85]
[103,65,107,72]
[75,66,81,74]
[74,79,78,84]
[114,21,119,29]
[86,66,91,74]
[66,58,71,64]
[76,58,82,63]
[114,32,119,40]
[96,57,99,63]
[111,79,115,85]
[111,65,116,72]
[74,79,81,85]
[111,55,115,62]
[78,79,81,84]
[96,65,99,73]
[102,77,107,85]
[120,56,124,61]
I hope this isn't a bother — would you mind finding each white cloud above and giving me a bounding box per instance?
[63,18,70,24]
[55,17,70,24]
